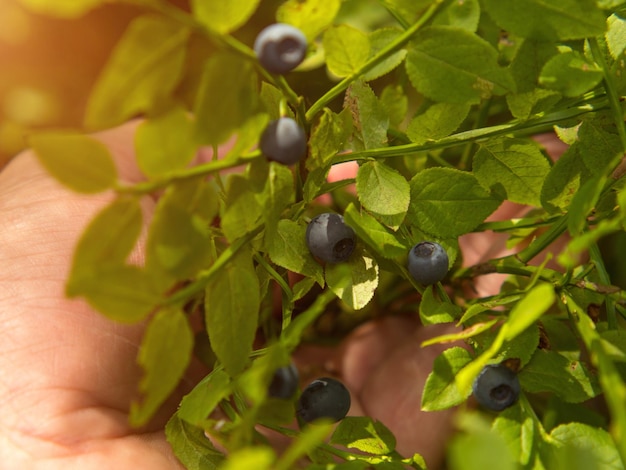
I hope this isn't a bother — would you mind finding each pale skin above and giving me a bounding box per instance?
[0,121,566,469]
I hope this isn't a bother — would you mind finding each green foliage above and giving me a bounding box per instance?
[85,15,189,129]
[131,308,194,426]
[33,0,626,468]
[31,132,117,193]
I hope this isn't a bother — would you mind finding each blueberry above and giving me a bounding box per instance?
[296,377,351,423]
[305,213,356,263]
[407,241,449,285]
[268,363,299,399]
[260,117,307,165]
[254,23,307,74]
[472,363,521,411]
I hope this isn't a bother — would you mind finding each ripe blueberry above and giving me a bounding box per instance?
[407,241,449,285]
[254,23,307,74]
[296,377,351,424]
[305,213,356,263]
[472,363,521,411]
[259,117,307,165]
[268,363,299,399]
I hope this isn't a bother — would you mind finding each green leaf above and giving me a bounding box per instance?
[508,39,559,93]
[276,0,341,41]
[455,284,554,396]
[506,88,562,120]
[191,0,260,34]
[16,0,103,17]
[421,347,473,411]
[146,187,213,282]
[325,246,379,310]
[482,0,606,41]
[224,113,271,160]
[194,53,258,146]
[567,176,606,235]
[540,143,593,214]
[504,283,555,341]
[433,0,481,32]
[378,0,433,25]
[363,28,408,81]
[275,422,334,470]
[344,80,389,150]
[220,447,275,470]
[85,15,189,129]
[307,108,352,171]
[473,136,551,206]
[607,12,626,60]
[323,25,370,78]
[539,50,603,98]
[259,161,295,231]
[356,161,410,230]
[330,417,396,455]
[578,118,623,174]
[419,285,461,325]
[237,343,291,405]
[408,167,502,237]
[492,404,538,468]
[178,370,231,425]
[518,350,601,403]
[205,251,260,377]
[380,84,408,128]
[474,323,540,368]
[67,197,142,288]
[31,132,117,193]
[220,174,263,243]
[407,102,471,145]
[343,203,408,259]
[267,219,325,286]
[447,425,518,470]
[70,264,162,323]
[549,423,623,470]
[131,308,194,426]
[165,414,224,469]
[135,106,196,178]
[405,26,515,104]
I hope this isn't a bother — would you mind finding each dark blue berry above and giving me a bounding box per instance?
[260,117,307,165]
[472,363,521,411]
[407,241,449,285]
[268,363,299,399]
[296,377,351,423]
[254,23,307,74]
[305,213,356,263]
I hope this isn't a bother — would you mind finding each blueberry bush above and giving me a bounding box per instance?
[23,0,626,468]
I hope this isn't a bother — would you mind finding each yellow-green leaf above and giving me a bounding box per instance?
[31,132,117,193]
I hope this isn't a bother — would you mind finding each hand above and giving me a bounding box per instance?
[0,121,189,469]
[0,122,566,469]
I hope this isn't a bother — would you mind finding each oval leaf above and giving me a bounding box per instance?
[85,15,189,129]
[406,26,515,104]
[325,246,379,310]
[131,308,194,426]
[356,160,410,230]
[409,167,502,237]
[31,132,117,193]
[205,251,260,377]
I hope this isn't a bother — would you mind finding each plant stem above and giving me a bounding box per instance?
[163,227,263,307]
[304,0,443,122]
[117,152,261,195]
[332,97,609,163]
[516,215,569,265]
